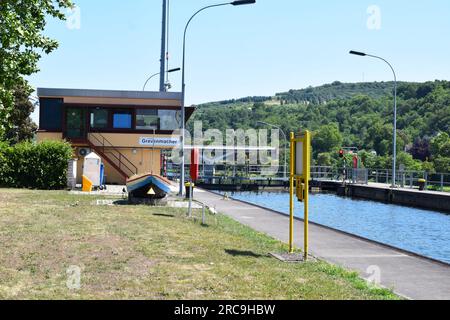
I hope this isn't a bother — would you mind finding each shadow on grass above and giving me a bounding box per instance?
[113,200,131,206]
[225,249,265,258]
[153,213,175,218]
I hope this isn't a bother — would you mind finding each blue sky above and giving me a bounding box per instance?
[29,0,450,113]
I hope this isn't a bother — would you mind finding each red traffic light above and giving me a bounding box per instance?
[339,149,344,158]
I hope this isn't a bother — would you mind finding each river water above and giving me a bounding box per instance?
[223,191,450,264]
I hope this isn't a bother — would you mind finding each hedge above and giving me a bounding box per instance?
[0,140,73,190]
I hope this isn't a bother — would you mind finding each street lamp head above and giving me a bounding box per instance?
[349,50,367,57]
[168,67,181,73]
[231,0,256,6]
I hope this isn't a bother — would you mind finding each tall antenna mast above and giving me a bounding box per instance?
[159,0,167,92]
[165,0,170,86]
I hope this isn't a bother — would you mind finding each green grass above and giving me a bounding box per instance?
[0,188,399,300]
[427,185,450,192]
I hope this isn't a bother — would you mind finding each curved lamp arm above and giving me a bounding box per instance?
[142,72,160,91]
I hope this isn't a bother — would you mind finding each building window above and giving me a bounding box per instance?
[90,109,108,129]
[113,111,132,129]
[136,109,158,130]
[159,110,180,131]
[40,98,63,130]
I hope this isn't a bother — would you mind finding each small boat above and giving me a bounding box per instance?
[126,173,174,203]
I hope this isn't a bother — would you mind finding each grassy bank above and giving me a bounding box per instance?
[0,189,398,300]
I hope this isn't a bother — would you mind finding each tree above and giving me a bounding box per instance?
[433,157,450,173]
[430,132,450,158]
[429,132,450,173]
[358,150,377,168]
[364,121,392,156]
[422,161,435,173]
[410,137,431,161]
[4,85,38,144]
[312,124,343,155]
[396,151,422,171]
[0,0,73,139]
[317,152,333,166]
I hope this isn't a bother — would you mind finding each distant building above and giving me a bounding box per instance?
[36,88,194,184]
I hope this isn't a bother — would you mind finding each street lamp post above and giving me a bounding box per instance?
[257,121,287,179]
[179,0,256,196]
[349,50,398,188]
[143,68,180,91]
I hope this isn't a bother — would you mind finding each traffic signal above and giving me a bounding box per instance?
[339,149,344,158]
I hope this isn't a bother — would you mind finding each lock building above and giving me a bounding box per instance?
[36,88,194,184]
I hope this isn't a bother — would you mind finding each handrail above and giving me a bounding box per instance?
[89,133,138,175]
[166,163,450,191]
[88,133,138,177]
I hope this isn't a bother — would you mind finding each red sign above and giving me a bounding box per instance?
[353,155,358,169]
[190,148,200,181]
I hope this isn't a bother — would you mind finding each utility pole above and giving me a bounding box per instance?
[159,0,167,92]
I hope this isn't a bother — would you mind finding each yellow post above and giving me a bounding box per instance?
[303,130,311,260]
[303,176,309,260]
[289,132,295,253]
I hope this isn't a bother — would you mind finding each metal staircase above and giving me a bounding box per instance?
[88,133,138,179]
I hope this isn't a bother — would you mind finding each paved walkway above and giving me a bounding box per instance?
[194,189,450,300]
[69,185,127,196]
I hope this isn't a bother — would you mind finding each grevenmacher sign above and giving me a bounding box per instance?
[139,137,180,147]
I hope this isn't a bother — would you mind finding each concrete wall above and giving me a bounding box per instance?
[346,185,450,213]
[312,180,450,213]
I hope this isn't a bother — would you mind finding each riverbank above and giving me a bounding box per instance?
[194,189,450,300]
[0,188,395,299]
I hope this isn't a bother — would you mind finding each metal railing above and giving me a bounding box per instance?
[168,164,287,180]
[310,166,340,181]
[312,166,450,191]
[166,163,450,192]
[88,133,138,178]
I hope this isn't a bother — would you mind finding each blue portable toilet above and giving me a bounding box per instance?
[99,163,105,189]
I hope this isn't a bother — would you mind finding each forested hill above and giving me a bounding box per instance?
[190,80,450,172]
[276,81,407,105]
[200,81,408,107]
